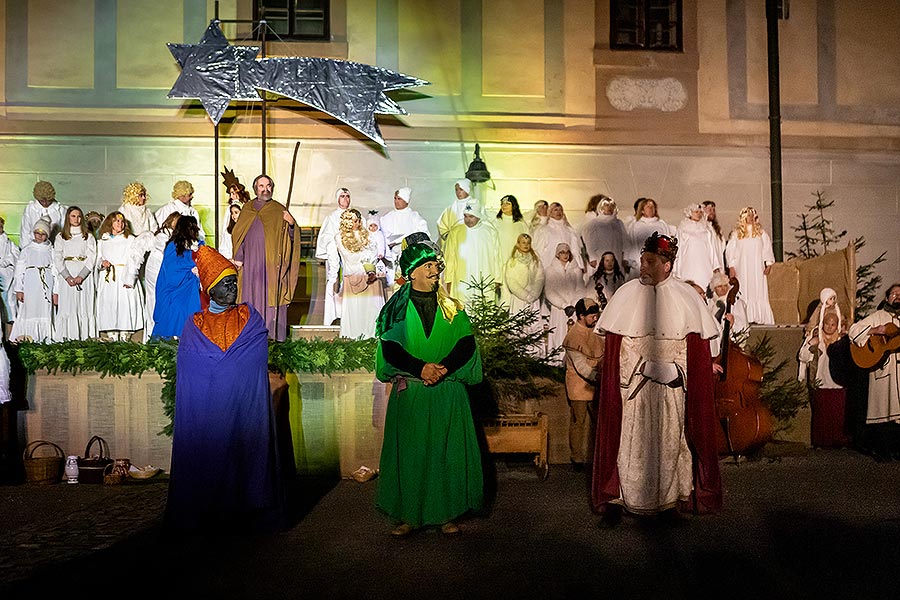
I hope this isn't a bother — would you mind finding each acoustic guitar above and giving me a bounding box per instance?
[850,322,900,369]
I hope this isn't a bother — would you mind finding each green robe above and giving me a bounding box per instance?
[375,298,484,527]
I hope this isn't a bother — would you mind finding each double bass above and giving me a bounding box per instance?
[713,276,774,457]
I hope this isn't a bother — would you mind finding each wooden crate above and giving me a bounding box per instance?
[480,413,549,480]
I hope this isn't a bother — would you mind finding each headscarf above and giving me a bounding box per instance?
[396,187,411,203]
[455,179,471,195]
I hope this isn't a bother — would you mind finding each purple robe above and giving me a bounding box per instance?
[233,199,290,341]
[164,306,285,532]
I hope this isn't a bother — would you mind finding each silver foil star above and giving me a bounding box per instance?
[168,21,428,146]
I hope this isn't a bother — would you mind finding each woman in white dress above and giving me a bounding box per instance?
[10,217,55,343]
[127,212,180,342]
[0,216,20,328]
[625,197,671,278]
[674,203,723,290]
[494,195,530,259]
[52,206,98,341]
[532,202,585,272]
[96,211,144,341]
[501,233,545,337]
[334,208,385,340]
[527,199,549,231]
[725,207,776,325]
[218,184,248,259]
[542,242,588,365]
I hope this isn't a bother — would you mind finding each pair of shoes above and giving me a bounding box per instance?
[598,504,622,529]
[440,522,461,535]
[390,523,414,537]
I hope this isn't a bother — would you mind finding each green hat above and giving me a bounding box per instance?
[399,242,443,279]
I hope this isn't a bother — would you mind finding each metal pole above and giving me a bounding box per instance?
[214,3,221,249]
[260,20,267,175]
[766,0,784,261]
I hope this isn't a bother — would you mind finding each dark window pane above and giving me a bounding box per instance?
[610,0,681,51]
[256,0,330,40]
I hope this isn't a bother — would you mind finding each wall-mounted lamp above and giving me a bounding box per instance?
[465,143,491,184]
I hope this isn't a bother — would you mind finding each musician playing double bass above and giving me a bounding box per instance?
[847,283,900,455]
[707,271,749,358]
[591,232,723,528]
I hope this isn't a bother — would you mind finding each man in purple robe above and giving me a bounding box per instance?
[231,174,301,341]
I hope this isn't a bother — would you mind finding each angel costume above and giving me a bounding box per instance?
[493,214,529,260]
[10,236,55,343]
[501,249,545,337]
[52,227,98,341]
[333,229,385,340]
[532,216,585,272]
[0,230,20,325]
[96,231,144,338]
[725,230,776,325]
[581,212,627,271]
[442,212,501,307]
[674,211,723,288]
[625,216,671,276]
[542,245,588,364]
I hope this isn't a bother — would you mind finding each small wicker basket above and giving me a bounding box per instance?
[23,440,65,484]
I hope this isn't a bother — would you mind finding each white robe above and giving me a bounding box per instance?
[95,233,144,333]
[542,259,589,364]
[52,230,98,341]
[848,310,900,424]
[581,213,628,270]
[126,229,169,342]
[442,220,501,306]
[725,231,776,325]
[380,206,430,254]
[334,232,385,340]
[532,218,585,272]
[19,200,67,249]
[154,200,206,243]
[501,252,545,345]
[118,203,158,237]
[437,198,478,245]
[316,206,345,325]
[674,218,723,288]
[625,216,671,276]
[0,232,20,324]
[10,241,54,343]
[493,215,529,261]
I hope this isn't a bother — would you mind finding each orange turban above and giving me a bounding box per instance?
[194,245,237,292]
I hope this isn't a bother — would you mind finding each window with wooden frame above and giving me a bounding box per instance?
[254,0,330,41]
[610,0,682,51]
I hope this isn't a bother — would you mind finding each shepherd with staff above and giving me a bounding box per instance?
[231,172,302,341]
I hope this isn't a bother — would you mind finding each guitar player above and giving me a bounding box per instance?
[847,283,900,460]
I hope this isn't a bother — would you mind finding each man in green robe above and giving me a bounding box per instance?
[375,240,484,537]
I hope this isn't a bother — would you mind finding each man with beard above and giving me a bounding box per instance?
[231,174,301,341]
[848,283,900,459]
[374,239,484,537]
[165,245,285,533]
[591,232,722,527]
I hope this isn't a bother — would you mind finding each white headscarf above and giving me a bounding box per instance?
[397,187,411,203]
[455,179,471,195]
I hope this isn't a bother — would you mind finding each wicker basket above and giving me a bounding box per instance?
[77,435,113,484]
[23,440,65,484]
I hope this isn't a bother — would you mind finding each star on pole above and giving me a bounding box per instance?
[167,21,429,146]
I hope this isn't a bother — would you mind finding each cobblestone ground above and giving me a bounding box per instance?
[0,476,168,588]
